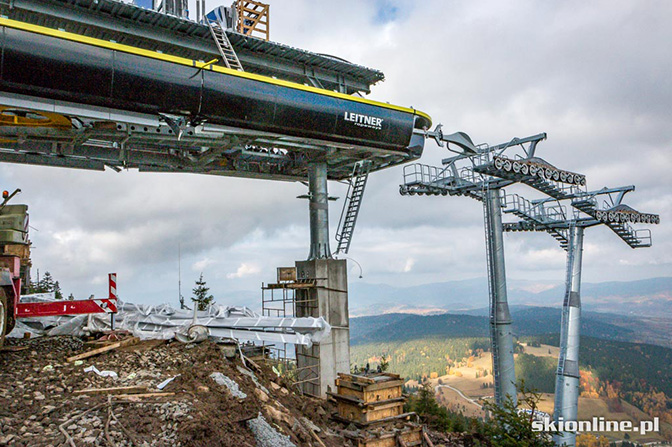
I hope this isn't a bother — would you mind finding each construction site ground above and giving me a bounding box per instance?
[0,336,467,447]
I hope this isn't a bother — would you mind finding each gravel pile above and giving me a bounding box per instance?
[248,413,296,447]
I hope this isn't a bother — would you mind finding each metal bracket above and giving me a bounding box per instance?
[415,125,478,154]
[159,113,189,140]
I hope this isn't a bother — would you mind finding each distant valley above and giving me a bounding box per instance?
[351,305,672,348]
[348,276,672,319]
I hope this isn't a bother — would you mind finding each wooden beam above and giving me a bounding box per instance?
[73,385,149,396]
[66,337,139,362]
[115,392,175,399]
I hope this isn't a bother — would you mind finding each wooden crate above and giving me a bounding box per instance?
[334,395,405,424]
[345,424,423,447]
[336,373,404,403]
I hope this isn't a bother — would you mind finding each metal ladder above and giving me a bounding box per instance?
[335,161,371,254]
[206,20,244,71]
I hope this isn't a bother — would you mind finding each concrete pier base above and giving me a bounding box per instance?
[294,258,349,398]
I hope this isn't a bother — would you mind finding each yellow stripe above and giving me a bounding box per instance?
[0,17,432,125]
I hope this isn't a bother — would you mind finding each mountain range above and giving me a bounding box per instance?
[348,276,672,318]
[350,305,672,348]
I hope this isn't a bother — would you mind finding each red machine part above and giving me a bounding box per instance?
[15,273,118,318]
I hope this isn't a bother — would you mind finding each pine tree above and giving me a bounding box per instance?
[192,273,214,311]
[481,380,556,447]
[53,281,63,300]
[40,271,55,293]
[379,354,389,372]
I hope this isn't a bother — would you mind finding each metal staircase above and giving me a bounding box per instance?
[207,20,244,71]
[502,193,570,249]
[335,161,371,254]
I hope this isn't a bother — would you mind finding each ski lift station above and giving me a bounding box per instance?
[0,1,661,446]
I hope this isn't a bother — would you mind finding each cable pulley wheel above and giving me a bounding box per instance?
[494,157,504,170]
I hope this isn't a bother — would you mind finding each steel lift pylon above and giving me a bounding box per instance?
[400,131,578,406]
[502,186,659,447]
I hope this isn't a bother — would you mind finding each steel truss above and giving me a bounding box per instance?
[500,185,658,447]
[400,131,568,406]
[400,128,659,426]
[0,92,417,183]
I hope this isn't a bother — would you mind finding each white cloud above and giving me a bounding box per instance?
[192,258,216,272]
[227,263,261,279]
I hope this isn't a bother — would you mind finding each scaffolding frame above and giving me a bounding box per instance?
[260,275,321,396]
[235,0,270,41]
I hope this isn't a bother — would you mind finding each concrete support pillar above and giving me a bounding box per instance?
[308,162,331,260]
[484,188,517,407]
[294,259,349,398]
[554,225,584,447]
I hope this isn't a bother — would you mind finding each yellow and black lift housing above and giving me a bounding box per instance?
[0,0,431,181]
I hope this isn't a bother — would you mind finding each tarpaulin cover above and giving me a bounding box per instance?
[9,300,330,347]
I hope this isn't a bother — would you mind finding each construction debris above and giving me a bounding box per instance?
[210,372,248,399]
[0,336,467,446]
[83,365,118,379]
[66,336,139,362]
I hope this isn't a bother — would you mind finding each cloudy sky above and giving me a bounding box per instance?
[1,0,670,307]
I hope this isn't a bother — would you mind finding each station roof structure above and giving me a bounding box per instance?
[4,0,384,94]
[0,0,428,181]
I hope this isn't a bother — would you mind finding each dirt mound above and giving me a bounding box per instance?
[0,336,470,446]
[0,337,341,446]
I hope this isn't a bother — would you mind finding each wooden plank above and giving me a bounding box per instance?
[0,345,29,352]
[363,399,405,411]
[84,340,118,348]
[331,412,416,428]
[423,431,435,447]
[338,373,376,384]
[115,392,175,399]
[343,424,423,447]
[362,379,405,392]
[327,391,364,406]
[67,341,121,362]
[66,337,138,362]
[73,385,148,396]
[338,379,403,393]
[330,392,406,409]
[336,378,363,390]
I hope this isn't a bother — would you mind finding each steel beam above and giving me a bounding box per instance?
[484,188,517,406]
[308,161,331,259]
[554,225,584,447]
